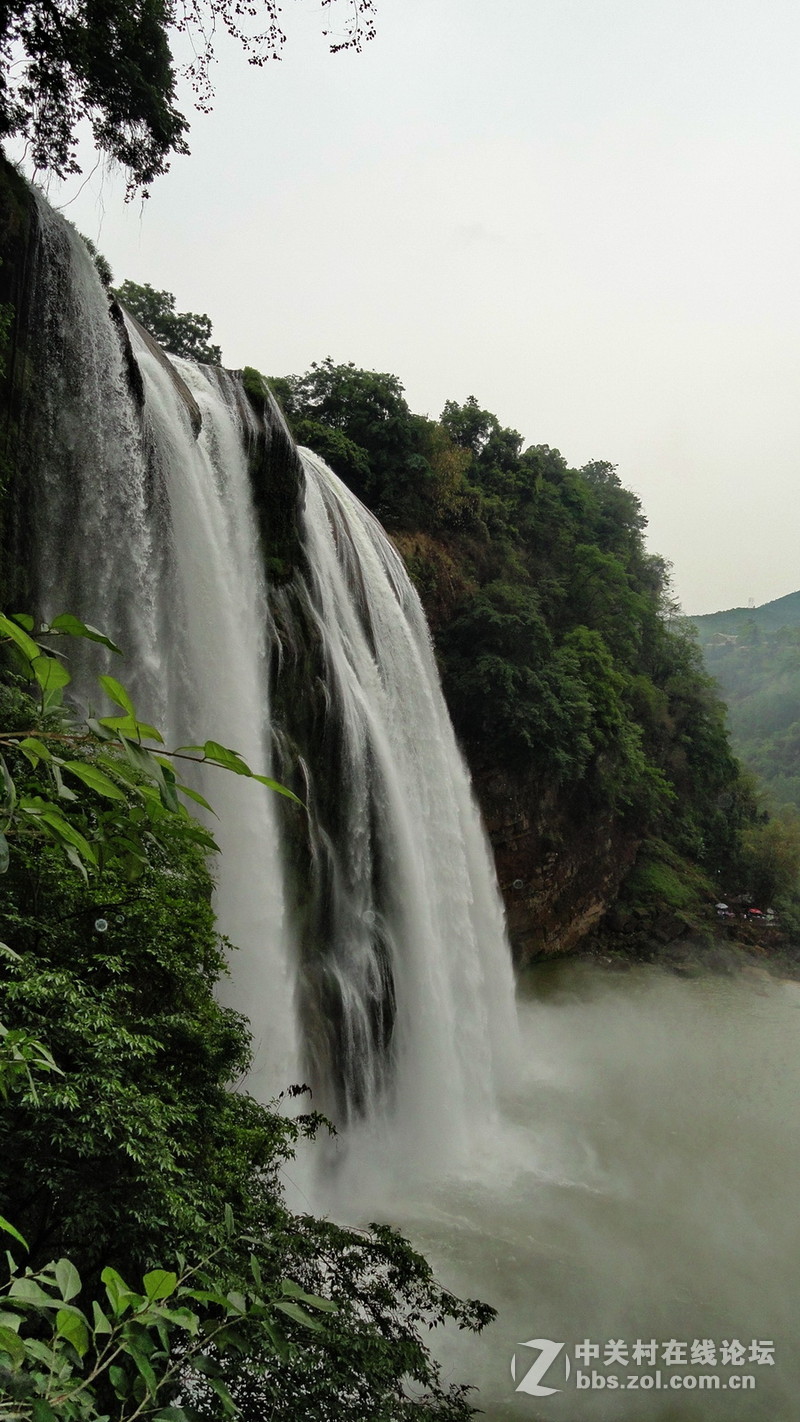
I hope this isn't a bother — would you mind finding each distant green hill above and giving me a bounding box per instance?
[692,589,800,639]
[690,591,800,812]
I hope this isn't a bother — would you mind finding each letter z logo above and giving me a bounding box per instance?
[511,1338,571,1396]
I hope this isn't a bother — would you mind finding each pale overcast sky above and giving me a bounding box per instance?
[35,0,800,615]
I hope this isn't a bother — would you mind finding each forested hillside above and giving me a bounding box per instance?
[269,360,794,946]
[693,593,800,815]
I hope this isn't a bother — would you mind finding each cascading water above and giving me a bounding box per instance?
[10,186,517,1155]
[16,194,297,1095]
[269,451,517,1157]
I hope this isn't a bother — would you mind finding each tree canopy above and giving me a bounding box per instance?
[0,0,377,192]
[113,281,221,364]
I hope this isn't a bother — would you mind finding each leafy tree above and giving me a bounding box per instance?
[740,811,800,907]
[274,358,436,524]
[440,582,594,778]
[113,283,221,365]
[0,0,377,192]
[440,397,523,506]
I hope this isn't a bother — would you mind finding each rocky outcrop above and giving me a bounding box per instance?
[475,768,640,966]
[238,368,306,586]
[112,304,201,435]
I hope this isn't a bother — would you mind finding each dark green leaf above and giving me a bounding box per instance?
[99,674,136,715]
[8,1276,57,1307]
[200,741,251,775]
[273,1299,323,1330]
[55,1257,81,1301]
[56,1307,89,1357]
[0,1217,28,1250]
[31,655,71,695]
[92,1300,113,1335]
[0,754,16,814]
[99,714,164,743]
[62,761,126,801]
[17,737,53,764]
[280,1278,337,1312]
[86,718,119,742]
[0,612,40,662]
[31,1398,58,1422]
[127,1341,158,1396]
[49,613,123,655]
[143,1269,177,1301]
[109,1364,130,1398]
[31,808,97,867]
[63,844,89,882]
[102,1266,137,1317]
[207,1376,237,1415]
[0,1323,25,1365]
[177,783,216,814]
[251,774,305,807]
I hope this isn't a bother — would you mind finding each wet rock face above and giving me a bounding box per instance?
[475,767,640,965]
[0,161,39,607]
[113,306,200,434]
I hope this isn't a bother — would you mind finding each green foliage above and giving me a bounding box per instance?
[0,1246,336,1422]
[0,0,377,192]
[279,360,763,896]
[0,610,303,882]
[693,605,800,818]
[739,810,800,906]
[0,830,493,1418]
[273,359,437,524]
[440,582,594,778]
[0,612,492,1419]
[622,838,715,914]
[112,284,221,365]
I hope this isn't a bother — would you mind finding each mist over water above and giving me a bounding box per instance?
[328,961,800,1419]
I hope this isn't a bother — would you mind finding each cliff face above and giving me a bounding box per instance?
[0,160,38,607]
[475,768,639,965]
[392,528,643,964]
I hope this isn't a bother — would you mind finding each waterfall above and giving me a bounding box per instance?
[270,453,517,1164]
[10,186,517,1166]
[17,194,296,1096]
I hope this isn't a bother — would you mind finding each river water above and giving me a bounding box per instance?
[323,959,800,1420]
